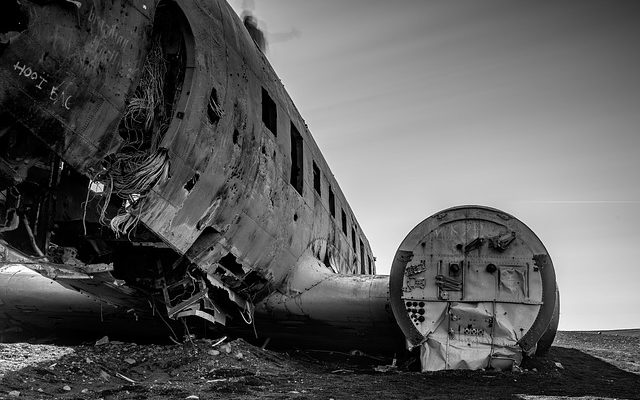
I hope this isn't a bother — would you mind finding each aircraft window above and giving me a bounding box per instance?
[207,87,223,125]
[341,209,347,235]
[233,129,240,145]
[290,123,304,195]
[313,161,321,196]
[184,173,200,193]
[360,239,365,274]
[261,87,277,136]
[329,187,335,218]
[351,227,356,251]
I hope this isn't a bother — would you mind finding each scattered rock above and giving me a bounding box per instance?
[220,344,232,354]
[95,336,109,346]
[330,369,353,374]
[235,352,244,360]
[124,358,136,365]
[554,362,565,370]
[374,364,397,373]
[2,333,635,400]
[8,390,20,397]
[62,385,71,391]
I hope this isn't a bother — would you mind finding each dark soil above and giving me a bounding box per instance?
[1,331,639,399]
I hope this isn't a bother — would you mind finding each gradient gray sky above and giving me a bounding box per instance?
[231,0,640,331]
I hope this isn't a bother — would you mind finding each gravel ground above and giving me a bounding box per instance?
[0,331,638,400]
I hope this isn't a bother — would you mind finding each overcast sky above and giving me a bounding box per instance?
[231,0,640,331]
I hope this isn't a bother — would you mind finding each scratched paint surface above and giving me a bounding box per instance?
[0,0,376,325]
[0,0,155,172]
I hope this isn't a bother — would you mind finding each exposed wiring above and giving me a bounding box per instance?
[85,38,172,238]
[21,215,45,257]
[153,301,180,343]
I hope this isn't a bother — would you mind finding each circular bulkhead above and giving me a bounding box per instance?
[389,206,558,371]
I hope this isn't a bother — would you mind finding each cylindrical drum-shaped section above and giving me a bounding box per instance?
[389,206,558,371]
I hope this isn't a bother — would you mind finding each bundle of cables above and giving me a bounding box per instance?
[91,38,172,238]
[95,148,170,238]
[121,40,168,151]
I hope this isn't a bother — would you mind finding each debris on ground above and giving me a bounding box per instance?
[0,332,638,399]
[95,336,109,346]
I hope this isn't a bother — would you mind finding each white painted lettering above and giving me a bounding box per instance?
[36,76,48,90]
[13,61,26,74]
[49,86,59,102]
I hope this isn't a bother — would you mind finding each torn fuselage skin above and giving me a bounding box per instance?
[0,0,377,340]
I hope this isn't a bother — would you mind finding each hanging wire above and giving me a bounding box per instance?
[85,39,172,237]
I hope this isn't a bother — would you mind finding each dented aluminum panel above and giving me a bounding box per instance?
[389,206,558,371]
[0,0,377,342]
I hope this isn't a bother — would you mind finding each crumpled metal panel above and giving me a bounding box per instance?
[0,242,149,310]
[389,206,557,371]
[420,337,521,371]
[418,301,533,371]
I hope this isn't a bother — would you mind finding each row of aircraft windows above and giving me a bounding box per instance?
[261,87,373,274]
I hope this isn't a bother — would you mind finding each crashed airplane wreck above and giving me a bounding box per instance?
[0,0,559,371]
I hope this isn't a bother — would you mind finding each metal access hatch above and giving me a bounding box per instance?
[389,206,557,371]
